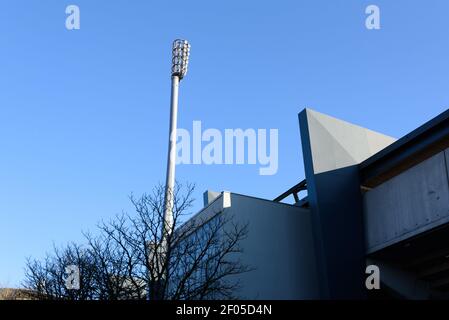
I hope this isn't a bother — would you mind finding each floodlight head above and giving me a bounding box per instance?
[171,39,191,79]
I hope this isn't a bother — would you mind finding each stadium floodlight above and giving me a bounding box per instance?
[171,39,191,79]
[163,39,191,239]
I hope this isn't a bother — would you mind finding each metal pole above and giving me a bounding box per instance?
[162,39,190,239]
[156,39,189,300]
[163,75,180,237]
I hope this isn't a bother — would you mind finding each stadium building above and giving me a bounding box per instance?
[195,108,449,299]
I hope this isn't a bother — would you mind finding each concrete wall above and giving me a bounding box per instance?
[363,149,449,253]
[195,193,320,299]
[299,108,395,298]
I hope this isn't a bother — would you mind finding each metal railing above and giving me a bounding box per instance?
[273,179,307,203]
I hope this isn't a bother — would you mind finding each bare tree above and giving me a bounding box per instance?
[24,242,96,300]
[23,183,252,300]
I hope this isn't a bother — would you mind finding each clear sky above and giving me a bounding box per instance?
[1,0,449,286]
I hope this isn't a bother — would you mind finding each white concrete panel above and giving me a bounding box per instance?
[222,191,231,208]
[305,109,396,174]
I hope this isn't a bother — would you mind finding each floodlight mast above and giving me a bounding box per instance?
[163,39,190,240]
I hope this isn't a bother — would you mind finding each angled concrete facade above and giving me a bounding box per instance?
[299,109,395,299]
[301,109,396,174]
[190,107,449,299]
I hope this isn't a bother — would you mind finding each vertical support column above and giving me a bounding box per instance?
[298,108,395,299]
[163,75,180,237]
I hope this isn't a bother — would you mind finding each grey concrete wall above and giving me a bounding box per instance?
[363,150,449,253]
[228,194,320,299]
[195,193,320,299]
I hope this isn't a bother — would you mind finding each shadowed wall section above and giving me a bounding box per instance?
[299,109,396,299]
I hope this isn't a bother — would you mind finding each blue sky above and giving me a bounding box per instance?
[1,0,449,286]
